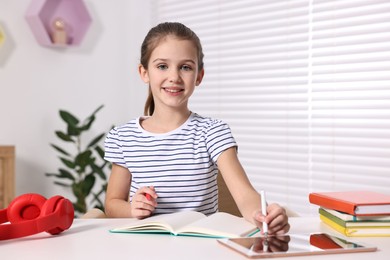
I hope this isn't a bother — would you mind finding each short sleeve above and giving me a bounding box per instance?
[205,120,237,163]
[104,127,127,168]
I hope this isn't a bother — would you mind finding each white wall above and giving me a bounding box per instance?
[0,1,152,200]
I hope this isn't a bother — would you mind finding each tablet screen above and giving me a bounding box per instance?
[218,233,377,258]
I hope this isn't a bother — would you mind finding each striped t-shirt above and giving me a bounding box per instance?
[104,112,237,215]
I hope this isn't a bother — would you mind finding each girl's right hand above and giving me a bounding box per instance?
[130,186,158,219]
[253,203,290,235]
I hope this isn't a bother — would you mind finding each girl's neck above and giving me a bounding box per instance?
[141,109,191,133]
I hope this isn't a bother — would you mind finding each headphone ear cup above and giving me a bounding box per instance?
[7,193,47,224]
[41,195,74,235]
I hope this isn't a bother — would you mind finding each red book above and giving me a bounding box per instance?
[310,233,342,249]
[309,191,390,216]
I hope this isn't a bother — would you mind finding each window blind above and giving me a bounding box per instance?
[151,0,390,216]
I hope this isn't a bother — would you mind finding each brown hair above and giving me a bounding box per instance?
[141,22,204,116]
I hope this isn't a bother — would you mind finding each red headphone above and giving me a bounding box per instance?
[0,193,74,240]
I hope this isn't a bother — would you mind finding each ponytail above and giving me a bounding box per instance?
[143,87,155,116]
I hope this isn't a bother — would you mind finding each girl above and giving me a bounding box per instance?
[104,22,290,235]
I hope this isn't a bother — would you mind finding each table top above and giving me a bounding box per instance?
[1,217,389,260]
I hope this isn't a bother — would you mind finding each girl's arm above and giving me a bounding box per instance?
[217,147,290,235]
[104,163,157,218]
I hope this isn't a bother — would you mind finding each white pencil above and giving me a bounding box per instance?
[260,190,268,236]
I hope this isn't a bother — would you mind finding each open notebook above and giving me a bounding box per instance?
[110,211,258,238]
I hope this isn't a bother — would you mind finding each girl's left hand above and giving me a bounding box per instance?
[253,203,290,235]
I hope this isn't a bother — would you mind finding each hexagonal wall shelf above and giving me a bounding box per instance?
[0,25,5,47]
[25,0,92,47]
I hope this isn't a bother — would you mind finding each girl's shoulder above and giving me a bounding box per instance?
[191,112,227,124]
[108,117,142,135]
[190,113,230,130]
[118,117,140,129]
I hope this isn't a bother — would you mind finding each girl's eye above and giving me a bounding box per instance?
[181,65,192,71]
[157,64,168,70]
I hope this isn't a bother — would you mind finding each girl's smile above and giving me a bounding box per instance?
[163,87,184,95]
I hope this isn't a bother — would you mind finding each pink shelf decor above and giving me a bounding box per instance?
[25,0,92,47]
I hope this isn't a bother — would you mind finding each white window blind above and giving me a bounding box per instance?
[151,0,390,216]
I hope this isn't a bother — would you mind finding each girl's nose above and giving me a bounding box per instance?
[168,69,181,82]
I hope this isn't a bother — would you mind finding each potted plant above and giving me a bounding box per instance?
[46,104,110,216]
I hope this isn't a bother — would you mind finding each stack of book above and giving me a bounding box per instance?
[309,191,390,237]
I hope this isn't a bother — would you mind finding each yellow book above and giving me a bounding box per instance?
[320,214,390,237]
[319,208,390,227]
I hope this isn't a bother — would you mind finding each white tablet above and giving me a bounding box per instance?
[217,233,377,258]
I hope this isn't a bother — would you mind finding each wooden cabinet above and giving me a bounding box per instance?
[0,24,5,47]
[0,146,15,208]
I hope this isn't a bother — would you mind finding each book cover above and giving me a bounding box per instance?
[319,208,390,228]
[309,233,342,249]
[110,211,258,238]
[310,233,365,249]
[320,214,390,237]
[309,191,390,216]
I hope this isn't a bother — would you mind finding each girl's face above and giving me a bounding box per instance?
[139,36,204,113]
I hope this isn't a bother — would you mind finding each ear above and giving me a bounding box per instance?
[195,68,204,86]
[138,64,150,84]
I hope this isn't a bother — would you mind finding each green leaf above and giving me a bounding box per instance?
[59,169,75,180]
[67,125,81,136]
[73,201,86,214]
[81,174,96,195]
[91,105,104,116]
[60,110,79,126]
[72,183,88,214]
[89,104,104,119]
[81,105,104,131]
[87,133,105,148]
[91,184,107,210]
[55,131,75,143]
[95,146,105,159]
[45,170,75,181]
[91,163,107,180]
[60,157,76,169]
[96,184,107,197]
[80,115,95,131]
[91,192,104,208]
[75,150,93,170]
[54,181,71,187]
[72,182,83,198]
[50,144,70,156]
[45,172,60,177]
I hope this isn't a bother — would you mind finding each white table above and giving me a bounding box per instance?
[1,217,389,259]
